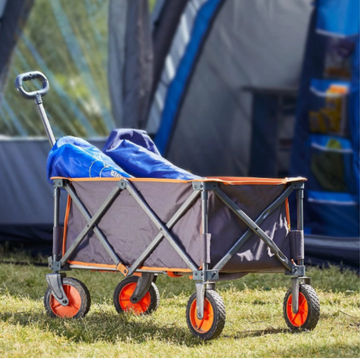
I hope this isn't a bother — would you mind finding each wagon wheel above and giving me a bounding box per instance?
[283,284,320,331]
[186,290,226,340]
[44,277,91,319]
[113,276,159,315]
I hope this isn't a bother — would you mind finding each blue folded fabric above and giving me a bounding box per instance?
[103,128,161,155]
[47,136,131,180]
[103,138,201,180]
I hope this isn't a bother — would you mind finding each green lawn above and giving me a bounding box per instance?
[0,253,359,357]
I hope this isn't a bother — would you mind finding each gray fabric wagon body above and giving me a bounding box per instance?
[62,177,297,274]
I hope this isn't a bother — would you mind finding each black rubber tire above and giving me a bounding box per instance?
[283,284,320,331]
[113,276,160,315]
[186,290,226,340]
[44,277,91,319]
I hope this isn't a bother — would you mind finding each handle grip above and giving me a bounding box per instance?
[15,71,49,99]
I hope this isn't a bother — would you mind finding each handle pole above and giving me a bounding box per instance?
[35,94,56,147]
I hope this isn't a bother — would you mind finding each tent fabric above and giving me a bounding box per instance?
[103,138,201,180]
[248,92,297,178]
[146,0,211,135]
[290,1,360,241]
[154,0,223,154]
[316,0,359,37]
[1,1,113,137]
[1,0,357,271]
[108,0,152,129]
[0,138,60,226]
[164,0,312,176]
[107,0,127,127]
[123,0,153,129]
[307,190,359,237]
[0,0,33,95]
[150,0,189,104]
[0,138,104,250]
[63,180,290,272]
[47,136,131,180]
[350,41,360,201]
[305,234,360,268]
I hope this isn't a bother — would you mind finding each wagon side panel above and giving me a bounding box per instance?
[63,181,202,270]
[208,184,291,272]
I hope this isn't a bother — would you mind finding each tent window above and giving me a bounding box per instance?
[0,0,112,138]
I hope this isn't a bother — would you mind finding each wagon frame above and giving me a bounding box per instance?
[47,175,308,320]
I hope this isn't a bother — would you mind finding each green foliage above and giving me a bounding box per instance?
[0,253,359,357]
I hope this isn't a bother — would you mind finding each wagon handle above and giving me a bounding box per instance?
[15,71,56,147]
[15,71,49,99]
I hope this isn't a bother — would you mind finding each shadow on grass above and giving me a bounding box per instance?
[1,248,359,299]
[0,310,205,346]
[223,327,290,340]
[155,266,360,299]
[0,309,294,345]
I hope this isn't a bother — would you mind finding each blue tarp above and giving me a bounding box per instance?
[103,137,201,180]
[104,128,161,155]
[47,136,131,180]
[47,130,200,181]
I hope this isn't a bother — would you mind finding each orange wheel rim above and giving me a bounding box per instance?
[50,284,81,318]
[286,292,309,327]
[118,282,151,314]
[189,298,214,333]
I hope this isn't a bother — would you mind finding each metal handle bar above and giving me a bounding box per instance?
[15,71,49,99]
[15,71,55,147]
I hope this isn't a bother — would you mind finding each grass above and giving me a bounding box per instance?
[0,252,359,357]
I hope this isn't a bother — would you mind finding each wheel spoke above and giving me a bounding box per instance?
[119,296,130,303]
[139,303,146,313]
[197,318,205,330]
[123,288,133,298]
[293,311,300,322]
[52,302,62,311]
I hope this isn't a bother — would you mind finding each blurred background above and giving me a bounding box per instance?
[0,0,358,268]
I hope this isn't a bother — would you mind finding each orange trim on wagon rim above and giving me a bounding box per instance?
[62,195,72,256]
[51,175,306,186]
[67,260,192,274]
[68,260,118,269]
[140,266,192,273]
[51,176,191,184]
[205,176,307,186]
[285,198,291,230]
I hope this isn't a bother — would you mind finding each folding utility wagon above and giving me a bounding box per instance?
[16,71,320,340]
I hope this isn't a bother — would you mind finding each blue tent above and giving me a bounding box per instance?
[291,0,359,266]
[0,0,358,267]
